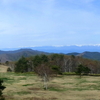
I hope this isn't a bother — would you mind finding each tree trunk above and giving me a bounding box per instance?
[43,73,48,90]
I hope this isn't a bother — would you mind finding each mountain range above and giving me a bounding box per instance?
[0,45,100,62]
[67,52,100,61]
[0,49,49,63]
[1,45,100,53]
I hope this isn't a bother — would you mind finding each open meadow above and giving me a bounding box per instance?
[0,65,100,100]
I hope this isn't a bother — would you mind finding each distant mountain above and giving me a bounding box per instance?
[0,49,49,63]
[1,45,100,53]
[30,45,100,53]
[67,52,100,61]
[67,52,80,56]
[1,45,100,62]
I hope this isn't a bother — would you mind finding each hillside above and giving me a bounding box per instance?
[67,51,100,61]
[0,49,49,63]
[1,48,100,63]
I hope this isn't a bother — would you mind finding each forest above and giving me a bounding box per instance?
[7,54,100,74]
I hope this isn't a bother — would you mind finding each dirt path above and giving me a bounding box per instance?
[0,65,8,72]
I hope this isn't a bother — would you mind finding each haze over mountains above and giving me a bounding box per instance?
[0,45,100,62]
[31,45,100,53]
[1,45,100,53]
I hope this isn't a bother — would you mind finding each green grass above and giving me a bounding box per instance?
[22,84,34,86]
[62,72,76,75]
[76,78,88,85]
[1,71,100,100]
[0,77,15,84]
[18,77,27,80]
[15,91,31,95]
[63,82,73,85]
[7,91,31,96]
[48,87,66,92]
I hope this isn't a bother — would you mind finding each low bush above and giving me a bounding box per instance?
[62,72,76,75]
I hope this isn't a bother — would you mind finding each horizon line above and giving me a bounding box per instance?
[1,44,100,49]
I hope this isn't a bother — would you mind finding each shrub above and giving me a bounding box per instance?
[0,79,6,100]
[7,67,12,72]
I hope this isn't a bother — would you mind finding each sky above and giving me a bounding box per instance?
[0,0,100,48]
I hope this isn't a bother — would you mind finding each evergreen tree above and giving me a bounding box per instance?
[51,65,61,75]
[33,55,42,67]
[0,79,6,100]
[76,64,84,78]
[15,56,29,73]
[40,54,49,63]
[76,64,91,78]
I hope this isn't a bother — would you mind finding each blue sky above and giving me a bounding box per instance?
[0,0,100,48]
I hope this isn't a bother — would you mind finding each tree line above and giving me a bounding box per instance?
[6,54,100,74]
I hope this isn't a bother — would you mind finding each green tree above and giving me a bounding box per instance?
[7,67,12,72]
[5,61,9,66]
[33,54,49,67]
[51,65,61,75]
[76,64,84,78]
[83,66,91,75]
[40,54,49,63]
[76,64,91,78]
[50,54,64,72]
[33,55,42,67]
[0,79,6,100]
[15,56,29,73]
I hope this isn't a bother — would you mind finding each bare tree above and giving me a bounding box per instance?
[62,55,76,72]
[35,63,53,90]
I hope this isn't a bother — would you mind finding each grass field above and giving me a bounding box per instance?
[0,65,100,100]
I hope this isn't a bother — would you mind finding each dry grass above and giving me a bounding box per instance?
[0,65,100,100]
[0,65,8,72]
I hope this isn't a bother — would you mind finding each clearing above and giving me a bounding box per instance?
[0,65,100,100]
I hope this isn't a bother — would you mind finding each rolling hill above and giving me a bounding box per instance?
[67,52,100,61]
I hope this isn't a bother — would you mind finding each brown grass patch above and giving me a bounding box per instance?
[24,97,58,100]
[28,87,41,91]
[0,70,100,100]
[24,97,47,100]
[4,95,15,100]
[0,65,8,72]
